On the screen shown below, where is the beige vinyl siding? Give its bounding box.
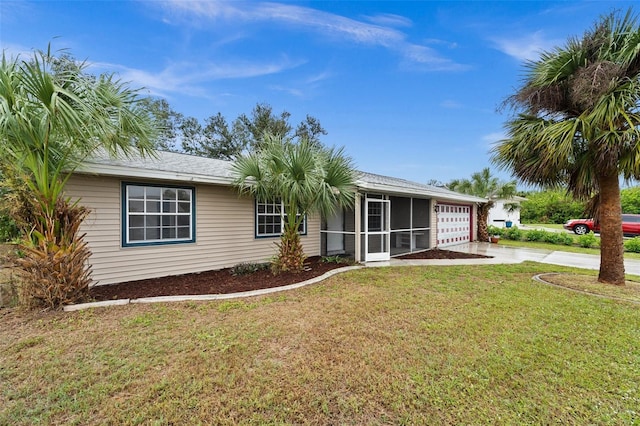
[429,199,438,248]
[65,174,320,286]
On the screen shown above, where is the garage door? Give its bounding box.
[437,204,472,247]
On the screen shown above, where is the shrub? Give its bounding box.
[487,225,504,237]
[543,232,574,246]
[502,226,523,241]
[230,262,270,276]
[525,229,547,242]
[578,231,598,248]
[0,214,19,242]
[624,237,640,253]
[321,255,353,265]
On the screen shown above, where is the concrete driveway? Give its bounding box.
[376,242,640,276]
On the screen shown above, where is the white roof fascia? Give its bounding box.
[356,181,487,203]
[76,163,235,186]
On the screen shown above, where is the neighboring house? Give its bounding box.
[487,196,527,227]
[68,151,486,286]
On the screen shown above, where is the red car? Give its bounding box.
[563,214,640,236]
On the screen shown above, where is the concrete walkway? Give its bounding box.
[368,242,640,276]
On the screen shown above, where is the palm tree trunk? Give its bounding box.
[477,203,491,242]
[597,172,625,285]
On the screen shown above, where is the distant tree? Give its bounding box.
[492,9,640,285]
[149,101,328,160]
[181,113,245,161]
[621,186,640,214]
[426,179,446,187]
[233,134,355,273]
[448,168,517,241]
[140,98,184,151]
[519,190,586,224]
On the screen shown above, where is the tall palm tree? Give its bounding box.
[233,134,356,273]
[0,48,155,308]
[448,168,517,242]
[492,9,640,285]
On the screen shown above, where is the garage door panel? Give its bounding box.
[437,204,472,247]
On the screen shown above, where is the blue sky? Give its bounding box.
[1,1,637,185]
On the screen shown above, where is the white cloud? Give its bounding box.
[362,13,412,28]
[158,0,464,71]
[482,131,506,146]
[89,56,305,97]
[491,30,560,62]
[0,42,34,60]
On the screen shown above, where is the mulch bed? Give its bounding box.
[90,249,491,301]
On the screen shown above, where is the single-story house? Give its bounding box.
[488,196,527,228]
[67,150,486,286]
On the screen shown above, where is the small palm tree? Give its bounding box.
[448,168,517,241]
[492,9,640,285]
[233,134,356,273]
[0,48,155,308]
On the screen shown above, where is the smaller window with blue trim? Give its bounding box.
[123,183,195,246]
[256,199,306,237]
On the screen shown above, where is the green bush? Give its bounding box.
[502,226,523,241]
[543,232,574,246]
[230,262,270,276]
[0,214,19,242]
[525,229,547,242]
[321,255,353,265]
[519,190,586,224]
[578,232,598,248]
[487,225,504,237]
[624,237,640,253]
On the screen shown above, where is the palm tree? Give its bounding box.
[0,48,155,308]
[233,134,356,273]
[492,9,640,285]
[448,168,517,242]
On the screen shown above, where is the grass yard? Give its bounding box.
[523,223,566,230]
[1,262,639,425]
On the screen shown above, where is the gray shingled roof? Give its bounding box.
[78,150,486,203]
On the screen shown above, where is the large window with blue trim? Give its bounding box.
[256,199,306,237]
[123,183,195,246]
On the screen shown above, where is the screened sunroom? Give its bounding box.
[320,172,485,262]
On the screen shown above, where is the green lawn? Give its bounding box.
[523,223,566,230]
[1,262,639,425]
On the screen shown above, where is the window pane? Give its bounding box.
[129,200,144,213]
[146,227,160,240]
[146,216,160,227]
[146,187,161,200]
[177,227,190,238]
[178,202,190,213]
[258,204,266,213]
[146,201,160,213]
[178,189,190,201]
[162,228,176,239]
[163,201,176,213]
[130,228,145,241]
[162,216,176,226]
[163,189,177,200]
[129,186,145,199]
[177,216,190,226]
[130,216,144,227]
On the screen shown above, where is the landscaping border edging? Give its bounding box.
[532,273,640,305]
[63,265,362,312]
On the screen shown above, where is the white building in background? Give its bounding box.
[488,196,527,228]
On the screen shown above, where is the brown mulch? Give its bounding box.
[89,250,491,301]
